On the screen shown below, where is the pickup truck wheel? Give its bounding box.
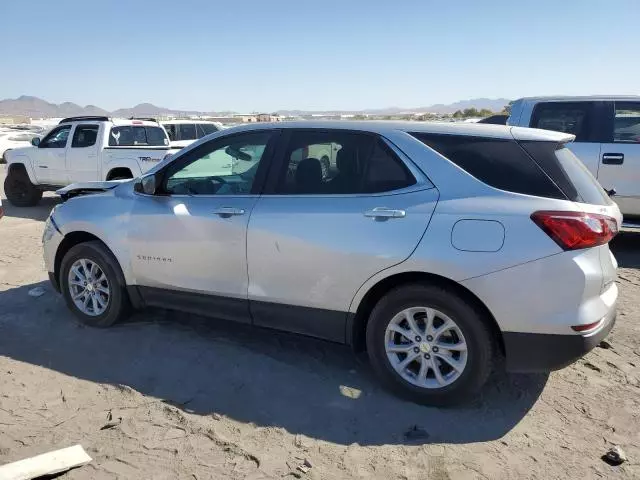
[4,170,42,207]
[60,241,131,328]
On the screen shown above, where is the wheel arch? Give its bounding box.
[7,160,38,184]
[347,271,504,355]
[54,232,124,292]
[106,167,134,180]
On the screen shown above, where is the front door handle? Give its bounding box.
[602,153,624,165]
[213,207,245,217]
[364,207,406,219]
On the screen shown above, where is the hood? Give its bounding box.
[56,180,129,201]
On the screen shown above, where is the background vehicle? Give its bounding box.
[43,121,619,406]
[161,120,222,149]
[508,96,640,223]
[477,114,508,125]
[0,130,42,164]
[289,142,339,178]
[3,116,175,206]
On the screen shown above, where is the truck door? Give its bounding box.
[597,101,640,217]
[66,124,101,183]
[35,124,72,184]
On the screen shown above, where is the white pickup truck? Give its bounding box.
[4,116,176,206]
[508,96,640,224]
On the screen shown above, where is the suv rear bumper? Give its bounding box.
[503,308,616,372]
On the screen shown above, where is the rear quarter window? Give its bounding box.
[411,133,565,199]
[519,141,611,206]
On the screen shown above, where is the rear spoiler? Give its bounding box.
[56,180,128,201]
[510,126,575,144]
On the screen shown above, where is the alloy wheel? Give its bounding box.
[384,306,468,388]
[67,258,110,316]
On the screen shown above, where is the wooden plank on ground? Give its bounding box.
[0,444,92,480]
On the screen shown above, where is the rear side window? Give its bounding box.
[178,124,197,141]
[613,102,640,143]
[519,141,611,206]
[109,126,168,147]
[530,102,595,142]
[71,125,99,148]
[164,124,177,141]
[276,131,415,195]
[411,133,565,199]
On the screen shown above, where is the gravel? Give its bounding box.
[1,165,639,479]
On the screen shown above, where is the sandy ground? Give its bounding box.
[0,165,638,479]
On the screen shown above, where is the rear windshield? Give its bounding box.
[519,141,611,206]
[109,126,168,147]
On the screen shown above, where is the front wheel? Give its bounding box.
[366,284,494,406]
[4,170,42,206]
[60,241,131,327]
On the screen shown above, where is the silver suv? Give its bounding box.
[43,121,620,405]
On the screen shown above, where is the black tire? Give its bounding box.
[109,175,133,181]
[4,169,42,207]
[366,284,494,406]
[1,149,11,164]
[59,241,131,327]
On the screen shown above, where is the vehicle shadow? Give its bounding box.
[0,281,547,446]
[610,231,640,269]
[0,195,60,222]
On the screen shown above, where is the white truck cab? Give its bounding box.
[508,96,640,223]
[4,116,175,206]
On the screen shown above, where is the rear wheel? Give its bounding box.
[4,169,42,207]
[366,284,494,406]
[60,241,130,327]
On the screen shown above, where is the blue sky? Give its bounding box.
[1,0,638,111]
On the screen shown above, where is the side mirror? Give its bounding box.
[31,137,41,147]
[134,174,158,195]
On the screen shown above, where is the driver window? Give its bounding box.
[40,125,72,148]
[164,131,274,196]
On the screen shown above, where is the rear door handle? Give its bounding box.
[602,153,624,165]
[364,207,406,219]
[212,207,245,217]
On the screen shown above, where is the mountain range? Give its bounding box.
[0,95,510,118]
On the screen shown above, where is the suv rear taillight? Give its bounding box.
[531,211,618,250]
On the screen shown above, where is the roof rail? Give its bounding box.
[129,117,158,123]
[59,116,110,124]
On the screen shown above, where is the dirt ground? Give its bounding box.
[0,165,639,479]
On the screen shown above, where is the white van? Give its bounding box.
[161,120,222,149]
